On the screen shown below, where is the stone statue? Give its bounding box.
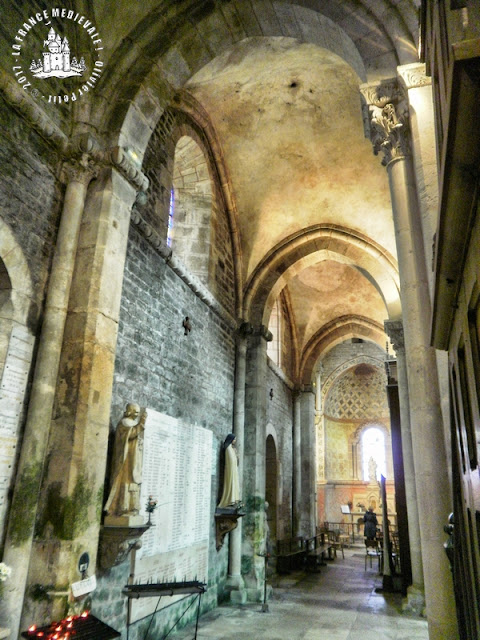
[104,403,147,520]
[368,456,378,483]
[218,433,241,509]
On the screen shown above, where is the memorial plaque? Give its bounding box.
[129,409,212,623]
[0,326,34,535]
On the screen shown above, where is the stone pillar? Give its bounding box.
[362,80,457,639]
[226,323,249,603]
[18,164,141,629]
[385,320,425,612]
[242,324,271,601]
[292,390,302,536]
[397,64,438,298]
[298,386,316,537]
[1,150,98,636]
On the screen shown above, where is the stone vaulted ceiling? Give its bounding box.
[47,0,419,381]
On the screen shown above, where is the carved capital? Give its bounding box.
[237,321,254,337]
[384,320,405,353]
[397,63,431,91]
[361,80,410,166]
[61,154,100,186]
[251,324,273,342]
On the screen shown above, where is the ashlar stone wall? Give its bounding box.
[266,360,294,540]
[93,113,237,637]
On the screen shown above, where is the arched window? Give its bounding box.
[171,135,212,283]
[362,426,386,481]
[267,298,281,366]
[167,188,174,247]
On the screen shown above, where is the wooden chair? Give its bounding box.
[365,538,382,572]
[327,530,345,559]
[391,532,400,572]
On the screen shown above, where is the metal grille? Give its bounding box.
[21,612,121,639]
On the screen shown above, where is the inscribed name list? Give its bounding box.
[130,409,212,623]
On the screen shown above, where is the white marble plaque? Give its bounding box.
[0,326,34,533]
[130,409,212,623]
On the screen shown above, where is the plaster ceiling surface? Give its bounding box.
[186,37,396,283]
[287,261,387,349]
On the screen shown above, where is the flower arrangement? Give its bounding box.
[0,563,11,582]
[0,562,11,598]
[146,496,158,525]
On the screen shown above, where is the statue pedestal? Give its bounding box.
[99,522,150,568]
[104,514,145,527]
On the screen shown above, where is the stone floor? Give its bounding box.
[170,546,429,640]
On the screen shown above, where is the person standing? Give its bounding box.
[363,507,378,540]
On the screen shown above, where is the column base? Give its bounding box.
[402,584,426,616]
[225,573,247,603]
[230,588,248,604]
[245,585,272,603]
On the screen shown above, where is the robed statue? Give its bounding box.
[104,403,147,520]
[217,433,241,509]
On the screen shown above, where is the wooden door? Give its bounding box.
[448,308,480,639]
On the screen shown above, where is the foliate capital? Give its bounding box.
[61,153,100,186]
[397,63,431,91]
[361,79,410,166]
[384,320,405,353]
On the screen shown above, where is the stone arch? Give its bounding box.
[265,422,282,511]
[321,355,386,405]
[140,104,240,309]
[94,0,418,158]
[243,224,400,326]
[0,218,35,541]
[300,316,386,385]
[265,428,279,542]
[0,218,34,327]
[96,6,369,144]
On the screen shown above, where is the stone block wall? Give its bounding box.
[93,222,236,638]
[0,99,62,548]
[266,361,293,540]
[0,98,62,327]
[141,107,236,311]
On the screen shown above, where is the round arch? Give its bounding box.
[300,316,386,384]
[0,217,34,326]
[243,224,400,326]
[350,421,392,482]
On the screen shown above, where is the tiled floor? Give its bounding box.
[171,547,429,639]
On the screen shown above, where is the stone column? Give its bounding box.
[19,151,145,629]
[226,323,250,603]
[1,148,98,637]
[299,386,316,537]
[362,81,457,639]
[242,324,271,601]
[397,64,438,298]
[292,390,302,536]
[385,320,425,612]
